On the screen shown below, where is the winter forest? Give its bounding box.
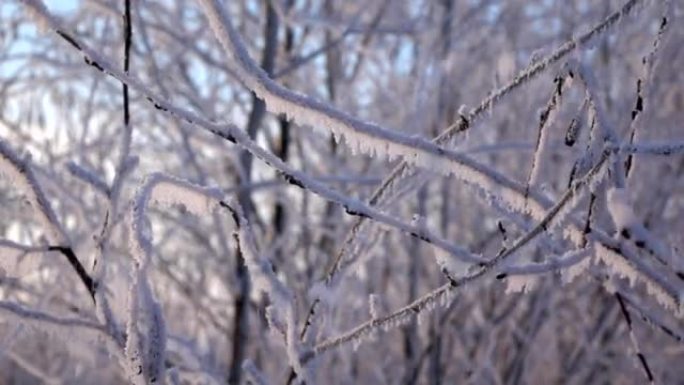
[0,0,683,383]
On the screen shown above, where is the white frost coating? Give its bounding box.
[505,275,538,294]
[528,80,565,189]
[124,262,167,384]
[595,243,679,313]
[236,226,291,310]
[139,276,166,384]
[607,187,637,230]
[0,140,67,245]
[148,174,222,216]
[195,0,547,198]
[23,1,668,313]
[595,243,638,286]
[644,278,680,315]
[16,0,525,267]
[124,278,145,385]
[129,202,152,268]
[315,285,454,356]
[127,173,217,384]
[130,173,223,266]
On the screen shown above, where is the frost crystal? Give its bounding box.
[595,243,638,286]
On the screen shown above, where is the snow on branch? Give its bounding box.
[571,62,630,191]
[215,131,489,267]
[200,0,475,170]
[124,269,167,385]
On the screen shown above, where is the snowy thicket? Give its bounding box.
[1,0,683,384]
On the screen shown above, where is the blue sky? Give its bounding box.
[47,0,79,13]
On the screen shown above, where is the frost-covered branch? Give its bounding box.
[443,0,647,140]
[196,0,597,186]
[314,153,608,356]
[124,173,224,384]
[525,74,571,197]
[26,1,667,296]
[19,0,487,267]
[497,248,591,278]
[7,0,682,382]
[323,0,651,294]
